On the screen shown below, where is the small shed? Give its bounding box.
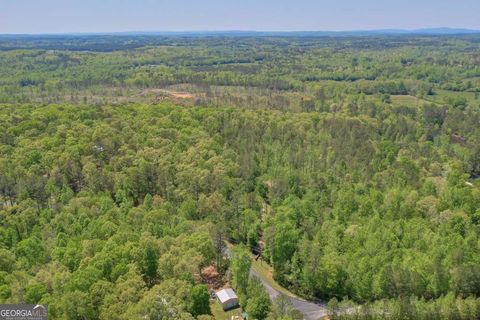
[215,288,239,310]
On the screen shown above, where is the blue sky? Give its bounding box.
[0,0,479,34]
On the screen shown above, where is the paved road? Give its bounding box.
[250,268,328,320]
[224,245,328,320]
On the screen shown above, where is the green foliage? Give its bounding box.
[141,242,158,286]
[0,249,15,272]
[14,236,48,268]
[0,34,480,319]
[231,245,252,301]
[25,283,47,303]
[245,276,271,320]
[191,284,211,317]
[332,294,480,320]
[268,295,303,320]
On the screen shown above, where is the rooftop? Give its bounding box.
[216,288,238,303]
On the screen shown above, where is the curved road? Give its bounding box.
[224,245,328,320]
[249,268,328,320]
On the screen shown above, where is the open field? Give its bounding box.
[390,95,425,106]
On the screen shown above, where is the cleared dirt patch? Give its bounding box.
[140,88,195,99]
[201,265,226,291]
[169,91,195,99]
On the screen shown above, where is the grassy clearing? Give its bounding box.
[434,89,478,103]
[390,94,450,107]
[436,89,477,99]
[210,300,243,320]
[390,95,424,107]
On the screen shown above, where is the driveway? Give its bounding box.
[225,245,328,320]
[250,268,328,320]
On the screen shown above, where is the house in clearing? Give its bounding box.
[215,288,239,311]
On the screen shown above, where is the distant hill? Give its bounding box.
[2,28,480,38]
[108,28,480,37]
[408,28,480,35]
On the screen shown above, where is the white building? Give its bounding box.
[215,288,239,311]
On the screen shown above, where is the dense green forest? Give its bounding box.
[0,35,480,319]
